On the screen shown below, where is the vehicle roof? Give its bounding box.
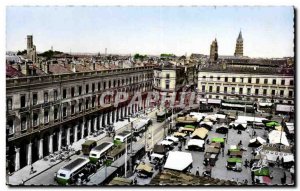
[92,142,113,152]
[82,140,97,146]
[117,130,131,137]
[61,158,89,171]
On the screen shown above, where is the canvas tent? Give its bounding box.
[190,128,209,139]
[187,139,205,151]
[248,137,267,147]
[268,130,289,146]
[164,151,193,171]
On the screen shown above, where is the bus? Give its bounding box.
[82,140,97,155]
[114,130,133,144]
[56,157,90,185]
[156,110,172,122]
[89,142,114,165]
[106,143,126,163]
[133,119,149,136]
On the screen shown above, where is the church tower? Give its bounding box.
[234,31,243,57]
[210,38,218,62]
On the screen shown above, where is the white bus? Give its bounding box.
[114,130,132,143]
[133,119,149,135]
[56,157,90,185]
[89,142,114,164]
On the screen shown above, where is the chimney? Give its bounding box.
[23,62,29,76]
[44,62,49,74]
[93,61,96,70]
[71,62,76,73]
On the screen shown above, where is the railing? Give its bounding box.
[7,66,154,88]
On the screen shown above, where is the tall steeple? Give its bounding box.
[234,30,243,57]
[210,38,218,62]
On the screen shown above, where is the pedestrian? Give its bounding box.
[134,177,137,185]
[196,167,200,176]
[222,148,224,157]
[206,139,210,144]
[244,179,248,185]
[178,145,182,151]
[239,140,242,146]
[253,131,257,136]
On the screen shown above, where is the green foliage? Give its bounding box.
[160,53,175,58]
[37,50,63,60]
[17,49,27,55]
[133,53,147,61]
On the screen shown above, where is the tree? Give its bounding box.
[17,49,27,55]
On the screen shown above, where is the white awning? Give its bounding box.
[200,121,213,127]
[283,155,294,163]
[160,140,173,146]
[259,103,273,107]
[164,151,193,171]
[276,104,294,112]
[187,139,205,147]
[268,130,289,146]
[214,114,226,119]
[151,153,164,159]
[207,99,221,104]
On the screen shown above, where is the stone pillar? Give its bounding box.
[88,119,91,135]
[15,147,20,171]
[99,114,102,129]
[66,128,70,146]
[115,109,118,122]
[27,142,32,166]
[74,125,78,142]
[93,117,98,132]
[39,138,43,159]
[109,112,112,124]
[48,134,53,154]
[103,113,106,126]
[81,120,85,139]
[58,128,62,151]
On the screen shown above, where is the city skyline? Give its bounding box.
[7,6,294,58]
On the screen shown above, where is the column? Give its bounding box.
[58,128,62,151]
[109,112,112,124]
[118,108,122,119]
[66,128,70,146]
[27,142,32,166]
[88,119,91,135]
[93,117,98,132]
[99,114,102,129]
[48,134,53,154]
[74,125,78,142]
[115,109,118,122]
[103,113,106,126]
[39,138,43,159]
[81,120,85,139]
[14,147,20,171]
[128,105,131,115]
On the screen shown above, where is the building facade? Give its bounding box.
[6,66,153,173]
[198,60,294,106]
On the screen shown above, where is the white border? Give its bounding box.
[0,1,298,191]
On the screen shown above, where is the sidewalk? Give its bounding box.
[8,109,158,185]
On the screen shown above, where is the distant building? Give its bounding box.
[26,35,37,63]
[234,31,243,57]
[198,58,294,107]
[209,38,218,62]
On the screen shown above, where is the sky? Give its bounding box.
[6,6,294,58]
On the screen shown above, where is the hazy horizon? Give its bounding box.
[6,6,294,58]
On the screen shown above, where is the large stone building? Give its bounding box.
[153,61,198,102]
[234,31,243,57]
[197,58,294,109]
[6,66,153,173]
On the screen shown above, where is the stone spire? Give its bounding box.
[234,30,243,57]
